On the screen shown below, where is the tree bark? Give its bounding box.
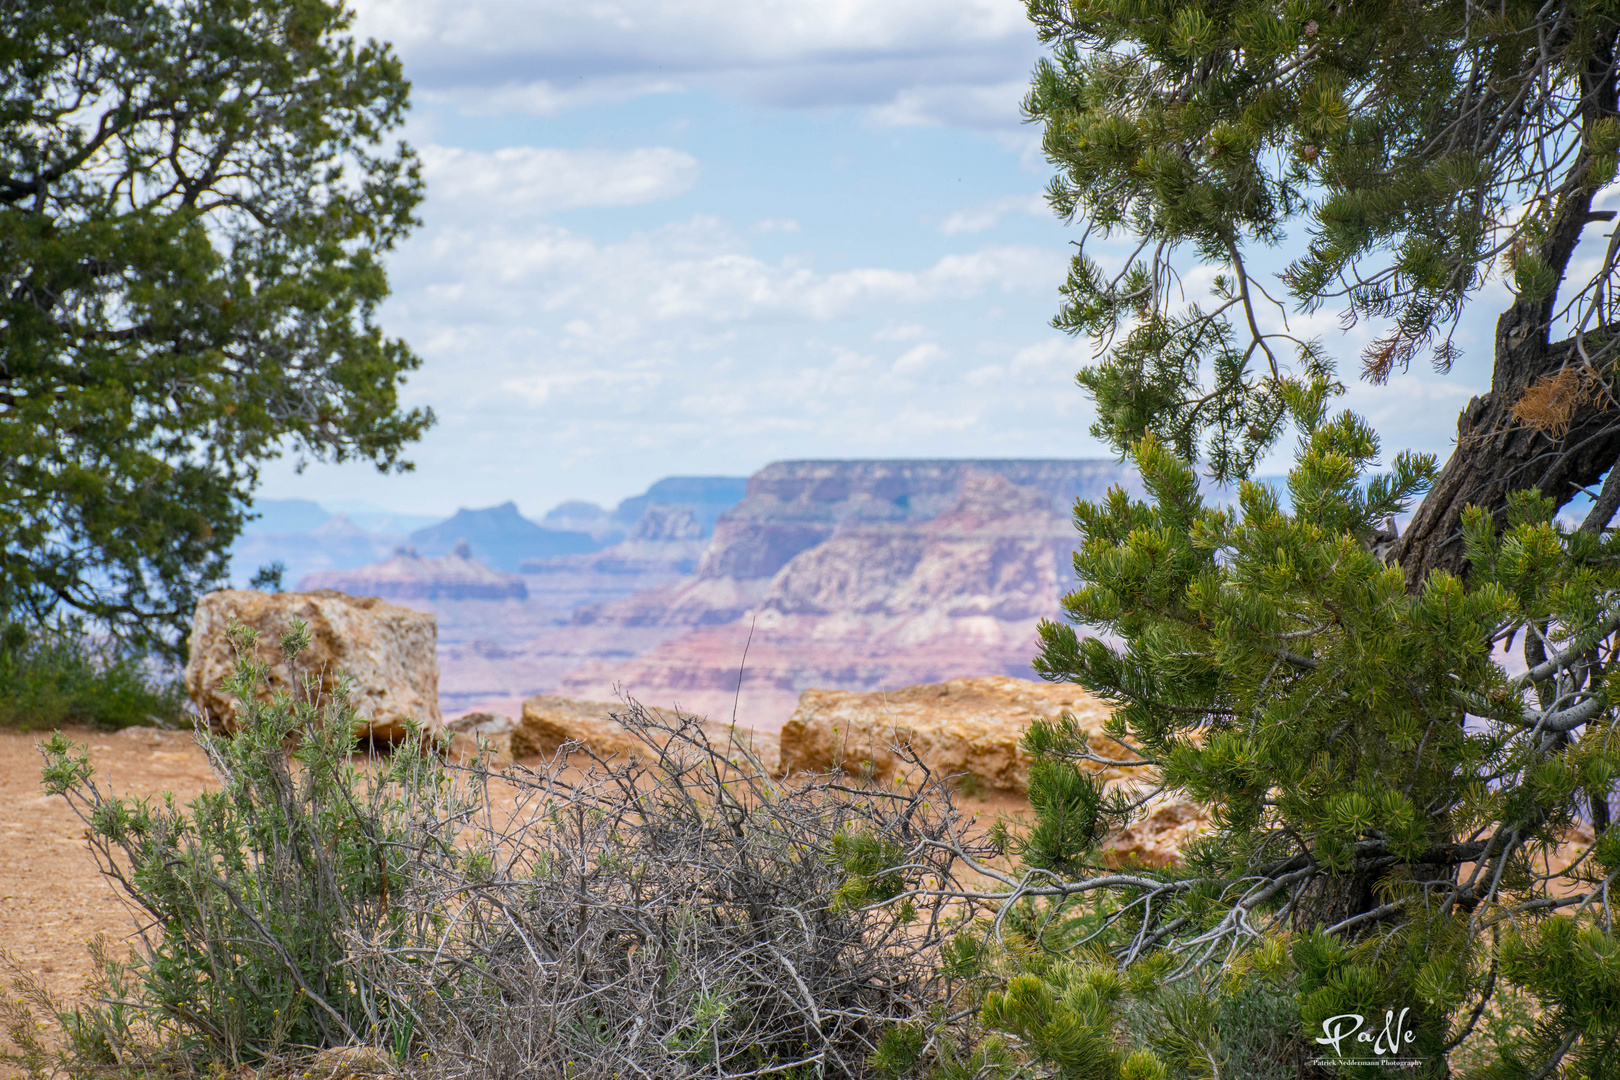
[1392,337,1620,587]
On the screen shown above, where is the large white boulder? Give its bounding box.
[185,589,441,741]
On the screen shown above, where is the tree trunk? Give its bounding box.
[1394,35,1620,586]
[1392,332,1620,587]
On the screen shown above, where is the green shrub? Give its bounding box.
[961,408,1620,1078]
[0,619,185,730]
[36,618,472,1068]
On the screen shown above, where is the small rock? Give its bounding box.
[310,1044,391,1078]
[515,695,780,775]
[1100,792,1212,868]
[115,725,172,746]
[445,712,517,765]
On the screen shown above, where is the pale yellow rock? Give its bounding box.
[780,675,1210,863]
[445,712,517,766]
[185,589,441,741]
[778,675,1137,794]
[310,1045,391,1078]
[1101,792,1213,868]
[515,694,781,775]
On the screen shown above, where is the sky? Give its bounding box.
[255,0,1503,519]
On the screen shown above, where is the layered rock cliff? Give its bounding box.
[557,472,1093,728]
[698,458,1133,581]
[560,459,1135,636]
[286,460,1135,722]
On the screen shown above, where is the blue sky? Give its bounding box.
[256,0,1501,519]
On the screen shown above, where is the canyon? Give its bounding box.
[285,459,1141,728]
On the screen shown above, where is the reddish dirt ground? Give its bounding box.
[0,724,1028,1010]
[0,724,219,1005]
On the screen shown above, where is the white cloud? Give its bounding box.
[893,342,945,374]
[398,212,1065,329]
[868,79,1031,130]
[418,144,700,213]
[750,217,802,234]
[873,322,927,342]
[355,0,1027,67]
[351,0,1040,124]
[939,194,1049,235]
[502,369,663,406]
[1006,337,1090,375]
[423,76,682,116]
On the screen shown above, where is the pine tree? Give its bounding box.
[0,0,431,654]
[972,3,1620,1077]
[1024,0,1620,583]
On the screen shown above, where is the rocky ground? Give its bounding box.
[0,710,1595,1065]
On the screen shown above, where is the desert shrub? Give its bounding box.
[375,702,989,1079]
[26,620,988,1078]
[0,619,186,730]
[36,618,473,1067]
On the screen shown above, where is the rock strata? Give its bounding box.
[562,473,1089,727]
[518,506,712,610]
[561,461,1138,644]
[186,590,441,740]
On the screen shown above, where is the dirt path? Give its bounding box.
[0,725,218,1004]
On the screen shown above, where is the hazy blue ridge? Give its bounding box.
[611,477,750,534]
[409,502,602,571]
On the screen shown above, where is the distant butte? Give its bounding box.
[300,540,528,602]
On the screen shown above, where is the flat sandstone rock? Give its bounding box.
[186,589,441,741]
[779,674,1210,865]
[515,694,781,775]
[780,675,1136,794]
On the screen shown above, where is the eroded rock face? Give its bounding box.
[629,503,704,542]
[692,459,1137,586]
[515,694,781,775]
[185,590,441,740]
[560,473,1088,729]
